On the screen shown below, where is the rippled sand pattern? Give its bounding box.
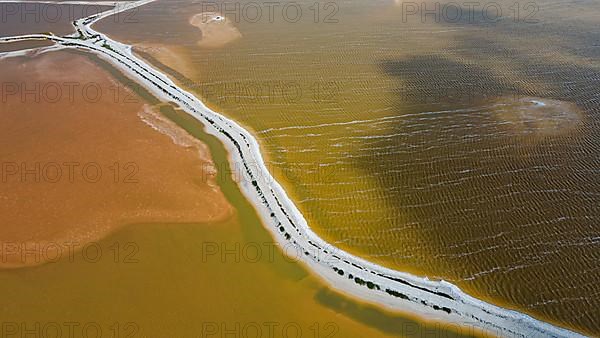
[97,0,600,333]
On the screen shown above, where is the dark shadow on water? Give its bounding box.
[378,55,520,112]
[360,30,600,334]
[315,288,479,338]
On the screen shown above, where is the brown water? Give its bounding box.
[0,40,53,52]
[0,48,481,337]
[0,50,232,267]
[0,2,113,37]
[95,0,600,334]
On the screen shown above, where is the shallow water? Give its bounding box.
[0,49,478,337]
[0,39,53,52]
[94,0,600,334]
[0,2,112,37]
[0,50,233,267]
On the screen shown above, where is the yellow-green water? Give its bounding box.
[95,0,600,334]
[0,52,482,337]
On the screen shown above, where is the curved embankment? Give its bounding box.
[0,1,586,337]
